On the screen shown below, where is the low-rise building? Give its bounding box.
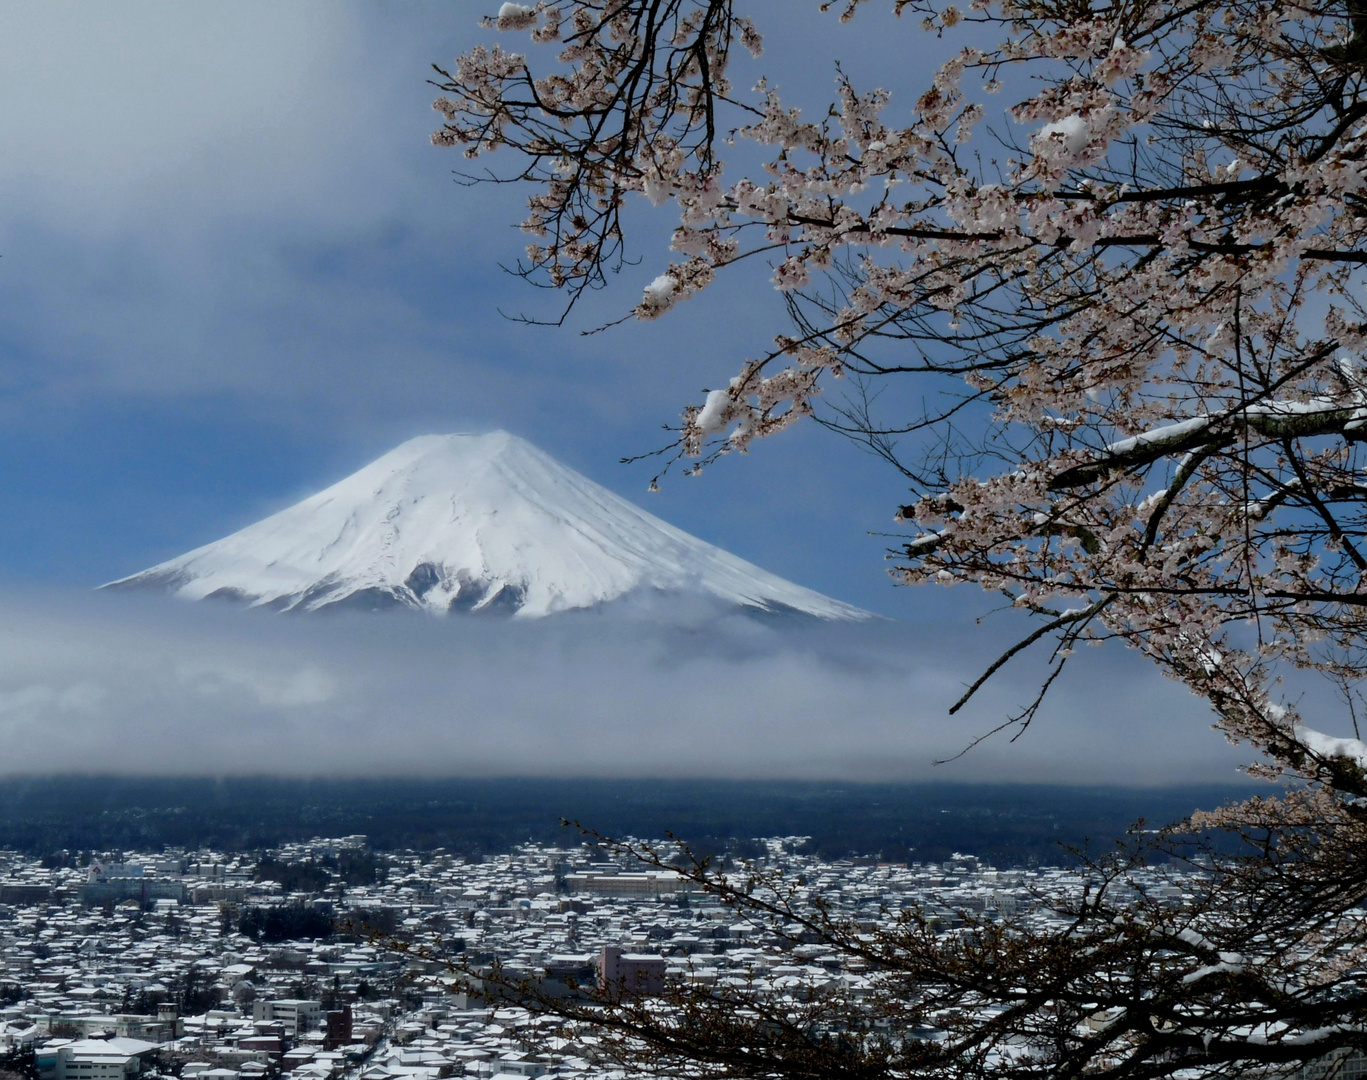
[597,945,665,998]
[251,999,322,1035]
[51,1038,160,1080]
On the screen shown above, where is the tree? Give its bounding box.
[431,2,1367,1078]
[0,1046,39,1080]
[237,902,335,943]
[175,967,222,1014]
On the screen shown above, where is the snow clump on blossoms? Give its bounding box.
[694,389,731,436]
[638,275,678,319]
[495,3,537,31]
[1030,111,1115,170]
[1036,115,1090,156]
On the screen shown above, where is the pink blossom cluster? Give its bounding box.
[433,1,1367,791]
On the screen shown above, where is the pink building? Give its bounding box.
[597,946,666,999]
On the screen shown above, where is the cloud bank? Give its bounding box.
[0,591,1249,784]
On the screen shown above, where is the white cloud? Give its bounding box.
[0,2,391,236]
[0,591,1250,783]
[0,2,630,430]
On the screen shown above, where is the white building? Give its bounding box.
[53,1038,159,1080]
[252,999,322,1034]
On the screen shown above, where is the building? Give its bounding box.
[564,871,692,896]
[79,862,185,907]
[250,1000,321,1035]
[597,946,665,999]
[322,1006,351,1051]
[1297,1050,1367,1080]
[0,1021,40,1052]
[29,1015,175,1043]
[50,1038,160,1080]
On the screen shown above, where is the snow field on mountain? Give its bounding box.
[107,431,867,620]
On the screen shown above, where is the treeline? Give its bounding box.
[237,903,335,943]
[254,850,387,893]
[254,856,329,893]
[0,778,1264,867]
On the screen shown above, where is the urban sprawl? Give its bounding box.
[0,839,1223,1080]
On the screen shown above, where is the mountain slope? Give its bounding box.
[104,432,868,620]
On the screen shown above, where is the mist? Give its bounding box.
[0,589,1251,784]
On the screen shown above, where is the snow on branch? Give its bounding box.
[1050,403,1367,489]
[1296,724,1367,772]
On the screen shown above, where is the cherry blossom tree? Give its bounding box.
[428,2,1367,1076]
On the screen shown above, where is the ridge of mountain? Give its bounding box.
[104,432,869,621]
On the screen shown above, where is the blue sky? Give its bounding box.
[0,1,918,613]
[0,3,1259,783]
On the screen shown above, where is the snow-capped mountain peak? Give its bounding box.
[104,432,869,620]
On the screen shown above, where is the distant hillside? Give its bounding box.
[0,778,1263,866]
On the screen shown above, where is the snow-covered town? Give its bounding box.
[0,836,1203,1080]
[5,2,1367,1079]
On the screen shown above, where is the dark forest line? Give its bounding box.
[0,777,1263,866]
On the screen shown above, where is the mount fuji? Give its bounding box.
[104,432,869,620]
